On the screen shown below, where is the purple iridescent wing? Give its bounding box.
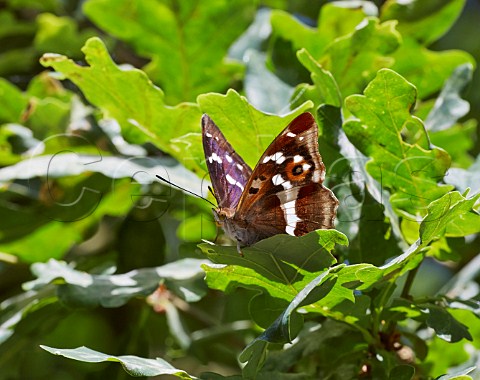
[202,114,253,209]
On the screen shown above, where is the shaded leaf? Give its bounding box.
[239,339,268,379]
[243,50,294,114]
[424,63,473,132]
[389,365,415,380]
[445,154,480,194]
[24,258,208,306]
[422,304,472,343]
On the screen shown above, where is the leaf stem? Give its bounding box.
[401,266,419,299]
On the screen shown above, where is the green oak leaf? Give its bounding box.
[239,191,479,370]
[272,5,400,100]
[0,78,27,124]
[197,89,313,170]
[34,13,96,57]
[293,49,342,109]
[381,0,465,45]
[271,3,376,60]
[390,38,475,100]
[382,191,480,276]
[83,0,253,104]
[319,17,400,99]
[40,346,197,379]
[40,38,313,176]
[419,190,480,241]
[344,68,453,217]
[40,37,204,172]
[199,230,345,301]
[381,0,475,99]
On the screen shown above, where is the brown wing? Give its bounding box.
[202,114,253,209]
[234,112,338,238]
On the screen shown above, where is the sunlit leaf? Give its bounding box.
[420,191,480,241]
[34,13,96,57]
[197,89,312,170]
[84,0,254,103]
[381,0,465,45]
[344,68,453,216]
[40,345,197,379]
[40,37,203,172]
[390,38,474,100]
[0,78,27,124]
[271,3,377,60]
[294,49,342,109]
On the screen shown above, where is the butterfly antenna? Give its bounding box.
[155,175,216,207]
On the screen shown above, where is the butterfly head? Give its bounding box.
[213,207,259,246]
[212,207,235,223]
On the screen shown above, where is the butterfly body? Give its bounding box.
[202,112,338,250]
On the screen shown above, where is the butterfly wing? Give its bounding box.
[202,114,252,209]
[234,112,338,240]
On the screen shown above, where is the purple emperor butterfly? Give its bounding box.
[203,112,338,252]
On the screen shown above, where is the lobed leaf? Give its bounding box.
[320,18,400,99]
[200,230,345,303]
[390,38,474,100]
[419,191,480,241]
[271,3,377,60]
[197,89,312,169]
[40,37,204,173]
[83,0,253,104]
[344,68,453,216]
[295,49,342,108]
[381,0,466,45]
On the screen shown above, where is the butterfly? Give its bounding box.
[202,112,338,252]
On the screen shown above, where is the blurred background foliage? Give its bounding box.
[0,0,479,379]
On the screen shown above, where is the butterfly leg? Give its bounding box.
[236,241,244,257]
